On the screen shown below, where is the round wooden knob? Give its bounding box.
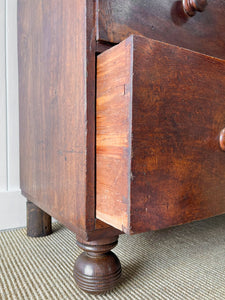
[219,128,225,151]
[183,0,208,16]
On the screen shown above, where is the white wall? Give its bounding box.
[0,0,26,230]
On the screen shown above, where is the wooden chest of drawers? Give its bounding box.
[18,0,225,294]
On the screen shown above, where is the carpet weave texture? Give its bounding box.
[1,215,225,300]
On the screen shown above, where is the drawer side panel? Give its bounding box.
[96,38,133,232]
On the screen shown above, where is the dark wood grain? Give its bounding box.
[96,0,225,59]
[18,0,96,237]
[74,236,121,294]
[18,0,121,242]
[96,35,225,234]
[17,1,225,294]
[27,201,52,237]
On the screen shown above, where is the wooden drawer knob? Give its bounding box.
[183,0,208,16]
[219,128,225,151]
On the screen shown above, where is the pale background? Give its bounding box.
[0,0,26,230]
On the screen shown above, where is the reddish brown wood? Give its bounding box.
[183,0,208,16]
[17,0,96,237]
[27,201,52,237]
[96,0,225,60]
[219,128,225,151]
[17,0,225,294]
[96,40,133,231]
[74,236,121,294]
[96,35,225,234]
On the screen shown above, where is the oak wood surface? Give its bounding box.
[96,35,225,234]
[97,0,225,60]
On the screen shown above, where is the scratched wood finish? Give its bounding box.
[96,0,225,60]
[96,35,225,234]
[18,0,96,237]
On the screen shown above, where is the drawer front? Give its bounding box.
[97,0,225,60]
[96,35,225,234]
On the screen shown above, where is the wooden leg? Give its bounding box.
[73,235,122,294]
[27,201,52,237]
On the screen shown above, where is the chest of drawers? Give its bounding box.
[18,0,225,294]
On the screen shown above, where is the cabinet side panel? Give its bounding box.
[96,38,133,232]
[18,0,96,233]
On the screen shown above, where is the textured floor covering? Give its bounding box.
[1,215,225,300]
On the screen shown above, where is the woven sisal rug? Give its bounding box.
[1,215,225,299]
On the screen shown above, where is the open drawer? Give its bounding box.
[96,35,225,234]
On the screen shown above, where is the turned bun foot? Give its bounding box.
[27,201,52,237]
[74,237,122,294]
